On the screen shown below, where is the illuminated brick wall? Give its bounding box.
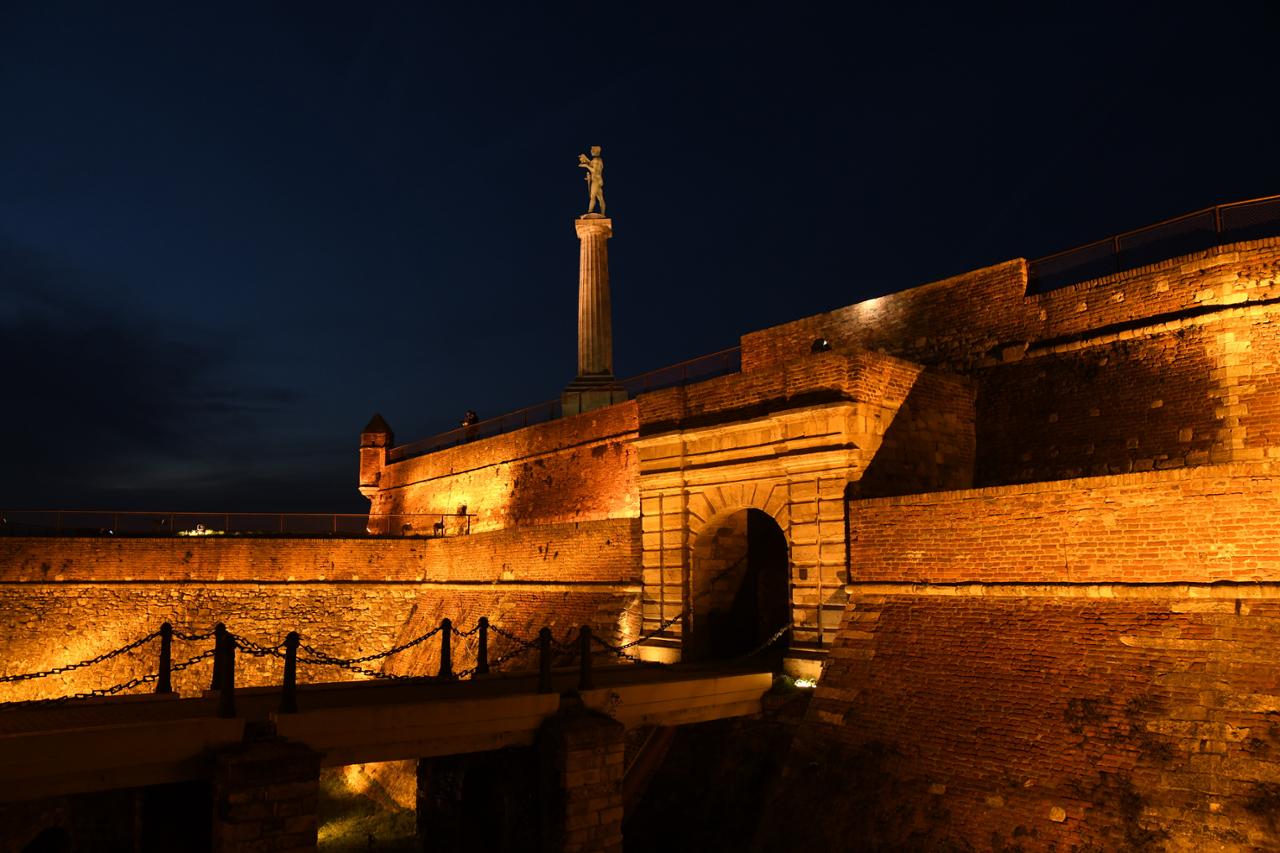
[366,402,639,533]
[740,238,1280,372]
[0,520,640,703]
[763,590,1280,851]
[753,461,1280,849]
[847,462,1280,584]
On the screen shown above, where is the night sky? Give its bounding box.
[2,2,1278,512]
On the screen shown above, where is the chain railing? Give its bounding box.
[1028,193,1280,293]
[0,510,475,539]
[0,603,788,714]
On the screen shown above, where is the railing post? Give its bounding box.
[578,625,594,691]
[280,631,299,714]
[210,622,227,691]
[438,618,453,679]
[1214,204,1224,235]
[538,627,553,694]
[156,622,173,694]
[1112,234,1122,273]
[218,631,236,719]
[477,617,490,675]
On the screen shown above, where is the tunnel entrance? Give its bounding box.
[689,508,791,662]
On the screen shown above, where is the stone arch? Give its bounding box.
[686,496,793,662]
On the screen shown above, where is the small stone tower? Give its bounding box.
[358,413,392,500]
[562,213,627,416]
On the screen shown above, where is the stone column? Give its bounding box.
[576,214,614,376]
[563,214,627,417]
[211,738,321,853]
[539,703,626,853]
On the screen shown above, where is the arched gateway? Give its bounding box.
[688,507,792,661]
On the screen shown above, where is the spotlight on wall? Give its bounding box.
[810,338,831,353]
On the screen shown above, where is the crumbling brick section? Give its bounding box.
[212,737,321,853]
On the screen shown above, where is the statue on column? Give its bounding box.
[578,146,605,216]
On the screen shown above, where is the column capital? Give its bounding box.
[575,214,613,239]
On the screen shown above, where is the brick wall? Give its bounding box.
[368,403,639,533]
[635,349,922,433]
[975,305,1280,485]
[762,590,1280,851]
[0,521,641,702]
[741,238,1280,373]
[855,369,976,498]
[848,462,1280,584]
[0,518,640,584]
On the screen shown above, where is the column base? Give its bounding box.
[562,376,628,417]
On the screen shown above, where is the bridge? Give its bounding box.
[0,620,776,852]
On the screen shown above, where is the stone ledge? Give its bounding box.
[846,581,1280,599]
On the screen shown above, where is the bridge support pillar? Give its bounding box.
[539,703,626,853]
[212,737,321,853]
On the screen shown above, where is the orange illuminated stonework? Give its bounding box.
[353,232,1280,849]
[6,215,1280,848]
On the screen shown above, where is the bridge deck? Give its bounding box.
[0,662,773,802]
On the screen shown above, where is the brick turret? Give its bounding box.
[358,413,393,500]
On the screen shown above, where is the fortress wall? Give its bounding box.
[847,463,1280,584]
[635,350,868,430]
[974,305,1280,486]
[740,258,1030,372]
[0,583,639,703]
[853,368,976,498]
[0,518,640,584]
[763,591,1280,852]
[740,238,1280,373]
[0,520,641,703]
[369,402,638,533]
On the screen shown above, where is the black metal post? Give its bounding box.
[476,617,489,675]
[439,618,453,679]
[210,622,227,691]
[578,625,594,691]
[538,627,552,694]
[217,631,236,719]
[156,622,173,694]
[280,631,299,714]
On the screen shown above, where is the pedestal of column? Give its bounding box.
[563,214,627,417]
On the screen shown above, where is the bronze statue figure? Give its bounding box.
[578,145,605,216]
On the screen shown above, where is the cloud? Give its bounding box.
[0,238,303,508]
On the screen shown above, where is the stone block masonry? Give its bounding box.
[0,519,642,702]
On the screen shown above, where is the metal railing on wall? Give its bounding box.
[0,510,475,538]
[387,347,742,463]
[1028,194,1280,293]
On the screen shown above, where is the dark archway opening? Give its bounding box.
[690,508,791,662]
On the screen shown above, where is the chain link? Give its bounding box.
[0,630,161,684]
[233,635,287,658]
[299,622,444,668]
[0,647,216,710]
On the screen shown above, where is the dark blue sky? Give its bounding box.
[2,1,1277,511]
